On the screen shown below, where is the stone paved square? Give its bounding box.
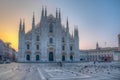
[0,62,120,80]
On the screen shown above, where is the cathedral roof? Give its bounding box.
[81,47,119,52]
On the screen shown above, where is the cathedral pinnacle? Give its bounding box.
[74,25,79,37]
[32,12,35,30]
[66,17,69,32]
[45,6,47,16]
[59,8,61,21]
[56,8,58,18]
[96,42,100,50]
[19,18,22,31]
[66,17,69,28]
[41,5,44,17]
[23,19,25,33]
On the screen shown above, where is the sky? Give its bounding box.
[0,0,120,51]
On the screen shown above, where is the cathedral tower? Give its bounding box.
[96,42,100,50]
[31,12,36,61]
[18,19,22,61]
[66,18,70,61]
[18,19,25,62]
[74,26,79,61]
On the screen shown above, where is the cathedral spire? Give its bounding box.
[59,8,61,21]
[74,25,78,37]
[32,12,35,30]
[41,6,44,17]
[45,6,47,17]
[66,17,69,31]
[96,42,100,50]
[23,19,25,33]
[56,8,58,19]
[19,18,22,31]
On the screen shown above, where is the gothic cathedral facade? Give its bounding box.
[18,7,80,62]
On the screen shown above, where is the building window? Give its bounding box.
[36,45,39,50]
[70,46,72,51]
[62,46,65,50]
[36,35,39,41]
[49,38,53,43]
[27,44,30,50]
[62,37,65,42]
[49,23,53,33]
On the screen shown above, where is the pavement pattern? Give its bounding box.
[0,62,120,80]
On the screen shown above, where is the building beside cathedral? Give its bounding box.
[0,39,16,62]
[80,34,120,62]
[17,7,79,62]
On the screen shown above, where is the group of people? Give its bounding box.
[57,62,63,67]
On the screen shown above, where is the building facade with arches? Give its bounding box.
[80,42,120,62]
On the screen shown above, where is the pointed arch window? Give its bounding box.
[62,45,65,51]
[27,44,30,50]
[70,46,73,51]
[49,23,53,33]
[36,35,39,41]
[49,38,53,44]
[62,37,65,42]
[36,45,39,50]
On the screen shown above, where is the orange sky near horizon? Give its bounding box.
[0,24,18,51]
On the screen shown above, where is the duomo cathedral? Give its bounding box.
[18,7,79,62]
